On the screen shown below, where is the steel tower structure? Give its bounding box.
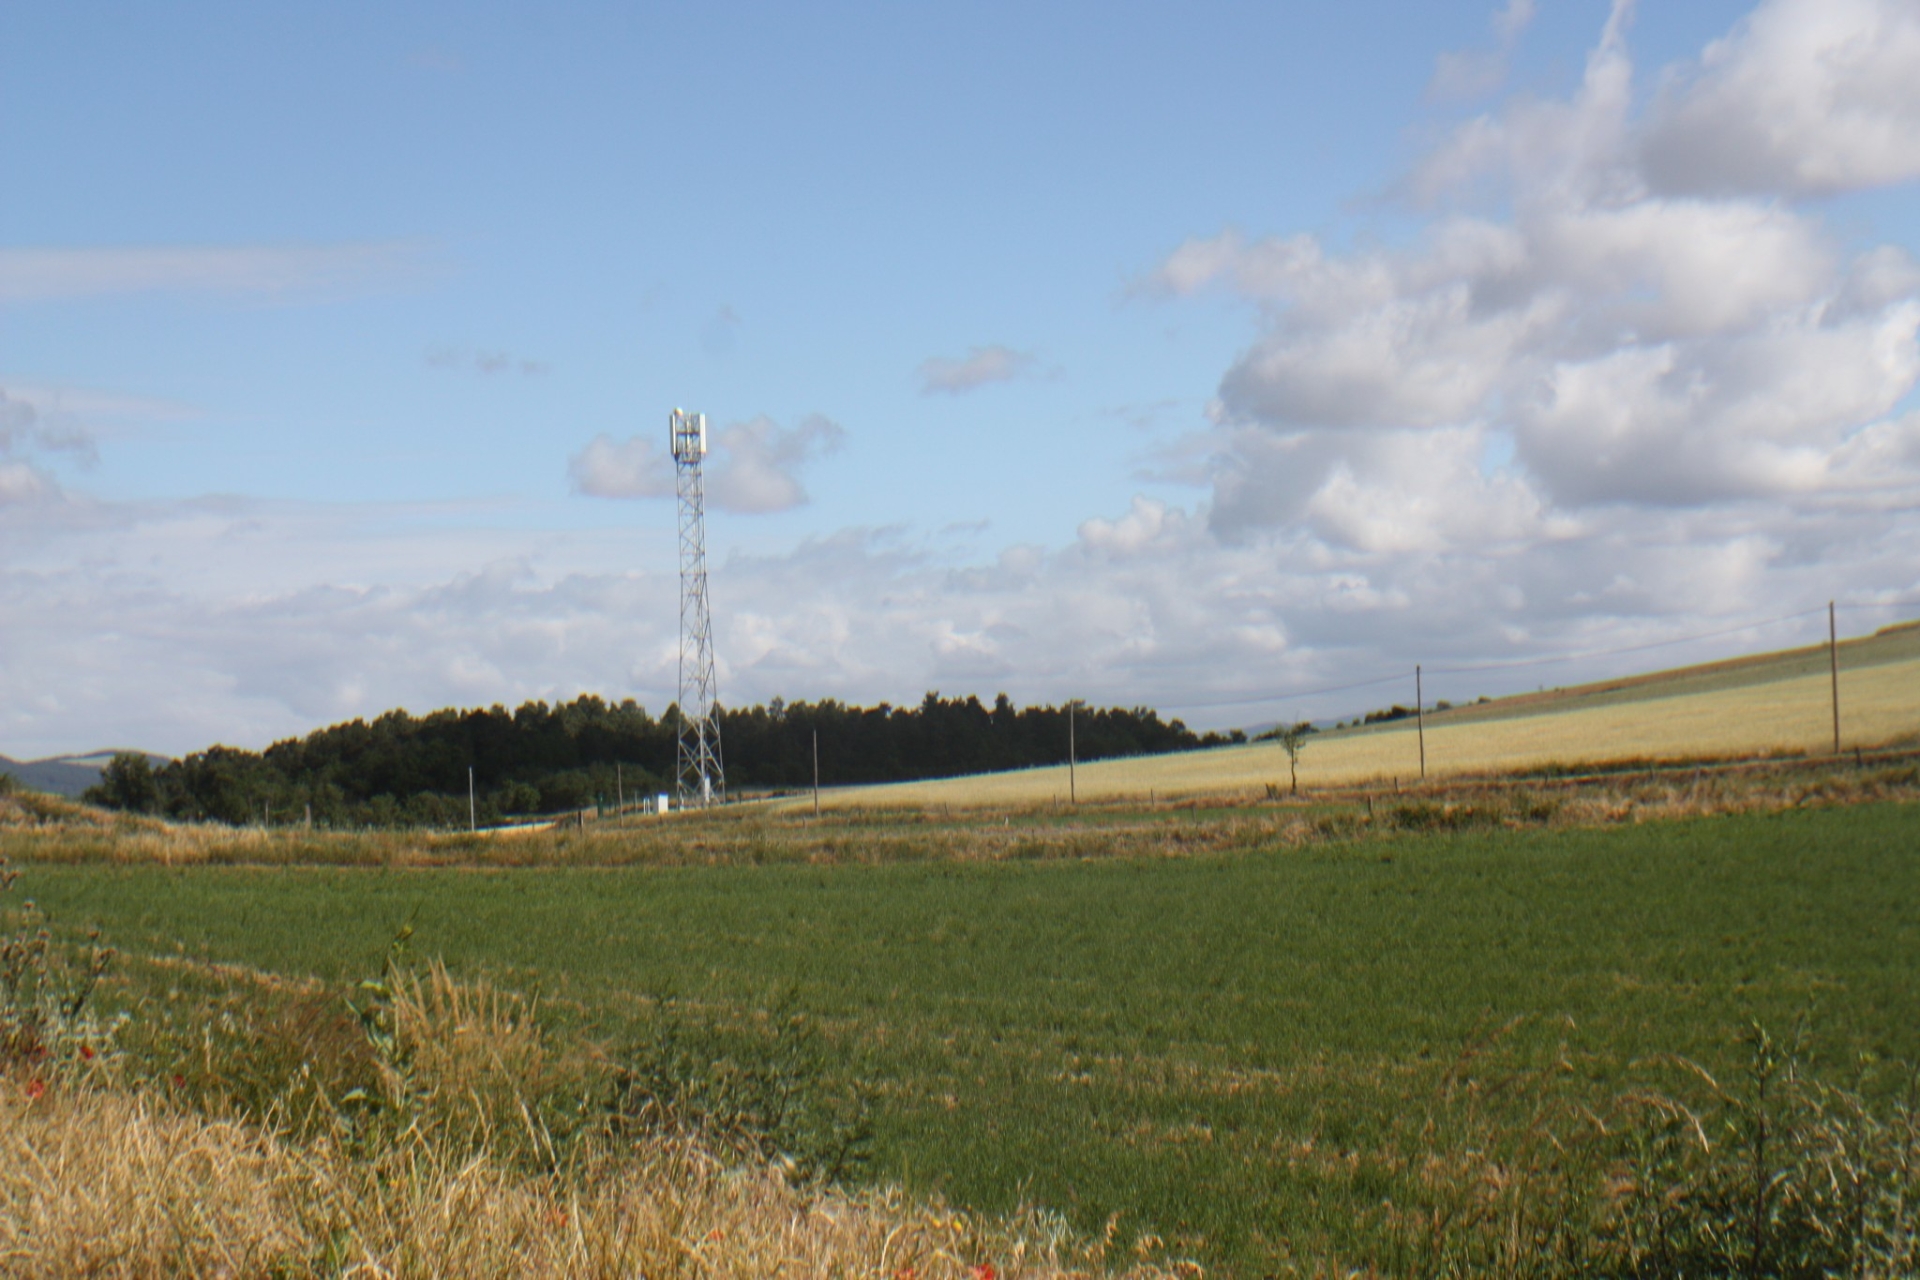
[671,408,724,807]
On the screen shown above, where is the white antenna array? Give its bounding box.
[671,408,724,808]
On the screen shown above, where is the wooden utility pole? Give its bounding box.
[1829,601,1841,755]
[812,729,821,817]
[1068,700,1078,805]
[1415,665,1426,781]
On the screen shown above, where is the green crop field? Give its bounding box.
[15,795,1919,1273]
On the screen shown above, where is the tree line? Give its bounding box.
[85,692,1244,827]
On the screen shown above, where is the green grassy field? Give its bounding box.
[15,797,1919,1272]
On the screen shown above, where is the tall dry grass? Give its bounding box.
[2,1084,1190,1278]
[1,961,1185,1280]
[2,1086,1171,1279]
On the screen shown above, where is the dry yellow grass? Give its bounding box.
[808,655,1920,810]
[0,1084,1185,1279]
[1,962,1184,1279]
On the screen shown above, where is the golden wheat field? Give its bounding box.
[805,652,1920,810]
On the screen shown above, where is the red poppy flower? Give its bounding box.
[24,1079,46,1102]
[79,1044,95,1061]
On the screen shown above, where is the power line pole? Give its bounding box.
[468,766,476,832]
[1829,601,1841,755]
[812,729,821,818]
[671,409,724,808]
[1068,699,1078,805]
[1415,665,1426,782]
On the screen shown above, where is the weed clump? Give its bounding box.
[0,857,117,1072]
[606,994,874,1185]
[1358,1024,1920,1279]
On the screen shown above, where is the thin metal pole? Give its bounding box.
[1829,601,1841,755]
[468,766,476,832]
[1069,700,1077,805]
[812,729,821,818]
[1416,665,1426,781]
[617,762,624,813]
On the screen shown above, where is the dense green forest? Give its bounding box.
[84,693,1243,827]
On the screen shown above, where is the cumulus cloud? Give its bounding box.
[706,415,847,512]
[567,434,675,501]
[568,414,846,513]
[1641,0,1920,197]
[917,345,1038,395]
[1149,0,1920,536]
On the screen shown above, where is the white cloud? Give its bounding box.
[1146,0,1920,529]
[706,415,847,513]
[567,434,676,501]
[1641,0,1920,197]
[0,463,50,505]
[568,414,846,513]
[0,242,431,303]
[0,386,98,505]
[1406,0,1638,208]
[918,345,1038,395]
[1427,0,1537,102]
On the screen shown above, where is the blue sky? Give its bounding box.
[5,0,1919,758]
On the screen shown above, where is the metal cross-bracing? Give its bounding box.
[670,409,724,807]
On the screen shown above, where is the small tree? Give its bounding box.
[1275,721,1311,795]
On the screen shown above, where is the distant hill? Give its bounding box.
[807,619,1920,808]
[0,751,169,798]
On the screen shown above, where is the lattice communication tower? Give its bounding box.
[671,408,724,807]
